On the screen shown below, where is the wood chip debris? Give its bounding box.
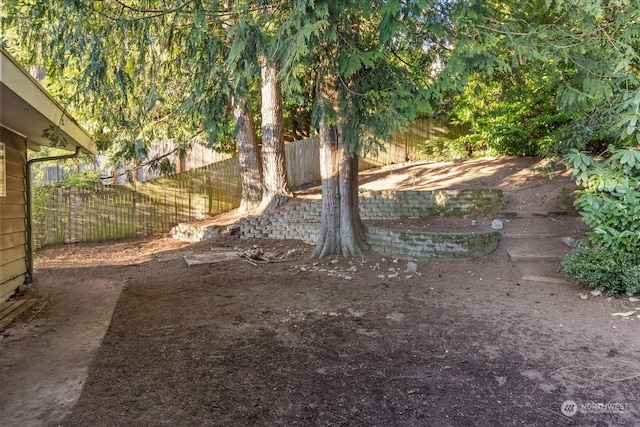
[236,248,297,266]
[182,246,301,267]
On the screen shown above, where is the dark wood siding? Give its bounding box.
[1,127,27,299]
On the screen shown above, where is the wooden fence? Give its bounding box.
[33,119,453,247]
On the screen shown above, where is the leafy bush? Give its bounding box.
[51,170,101,188]
[431,73,569,158]
[565,147,640,253]
[562,145,640,294]
[561,246,640,295]
[421,134,474,161]
[560,75,640,294]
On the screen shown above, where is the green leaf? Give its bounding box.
[611,311,635,317]
[627,118,637,136]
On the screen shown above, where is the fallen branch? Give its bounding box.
[236,247,294,265]
[241,258,259,267]
[238,248,270,264]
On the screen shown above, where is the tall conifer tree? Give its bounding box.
[278,0,430,257]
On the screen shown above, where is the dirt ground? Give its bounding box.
[2,156,640,426]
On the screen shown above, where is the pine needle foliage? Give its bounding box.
[276,0,437,156]
[2,1,262,166]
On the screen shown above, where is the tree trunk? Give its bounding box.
[312,118,341,258]
[312,76,368,258]
[258,55,292,213]
[233,93,262,213]
[337,136,367,257]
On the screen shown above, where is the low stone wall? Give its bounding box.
[366,225,501,259]
[170,222,219,243]
[233,189,505,258]
[359,189,504,219]
[239,200,321,244]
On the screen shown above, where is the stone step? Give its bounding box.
[501,233,563,239]
[506,247,568,262]
[520,275,567,284]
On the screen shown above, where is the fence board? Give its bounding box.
[33,119,453,247]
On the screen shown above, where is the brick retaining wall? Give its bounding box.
[358,189,504,219]
[231,189,504,259]
[365,225,500,259]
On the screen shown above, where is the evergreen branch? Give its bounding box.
[476,23,535,38]
[336,29,356,51]
[92,0,290,22]
[101,137,201,181]
[390,48,415,68]
[112,0,194,15]
[337,72,366,97]
[90,0,197,22]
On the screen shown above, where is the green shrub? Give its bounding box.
[574,189,640,254]
[53,170,101,188]
[561,246,640,295]
[421,134,476,161]
[623,265,640,295]
[566,150,640,257]
[563,145,640,295]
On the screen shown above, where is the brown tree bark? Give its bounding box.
[312,73,368,258]
[232,93,262,213]
[312,117,341,258]
[337,133,367,257]
[258,55,292,213]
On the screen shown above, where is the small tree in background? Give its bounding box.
[428,0,639,158]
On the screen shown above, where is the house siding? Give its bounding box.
[0,127,27,300]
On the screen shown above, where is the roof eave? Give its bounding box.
[0,47,97,154]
